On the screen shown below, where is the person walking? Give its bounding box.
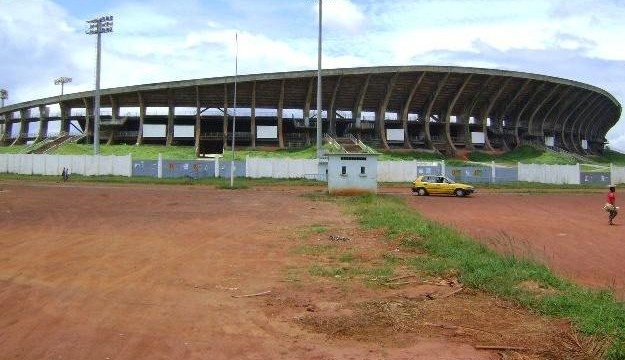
[605,185,618,225]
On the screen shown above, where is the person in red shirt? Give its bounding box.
[606,185,617,225]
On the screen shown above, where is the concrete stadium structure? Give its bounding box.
[0,65,621,156]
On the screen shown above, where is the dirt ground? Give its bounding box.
[0,182,601,359]
[402,191,625,299]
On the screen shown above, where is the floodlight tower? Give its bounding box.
[54,77,72,96]
[0,89,7,108]
[86,15,113,155]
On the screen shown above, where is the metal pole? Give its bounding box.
[316,0,323,158]
[230,33,238,188]
[94,30,102,155]
[61,83,64,96]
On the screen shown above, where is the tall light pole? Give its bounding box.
[316,0,323,158]
[0,89,7,108]
[54,77,72,96]
[230,33,239,188]
[86,15,113,155]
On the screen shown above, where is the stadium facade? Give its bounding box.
[0,65,621,156]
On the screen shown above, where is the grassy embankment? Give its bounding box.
[335,194,625,359]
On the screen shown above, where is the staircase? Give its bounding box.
[30,134,86,154]
[325,134,377,154]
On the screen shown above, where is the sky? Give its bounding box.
[0,0,624,150]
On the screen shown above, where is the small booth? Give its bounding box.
[325,153,379,194]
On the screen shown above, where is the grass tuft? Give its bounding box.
[342,194,625,358]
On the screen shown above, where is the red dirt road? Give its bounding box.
[0,182,501,360]
[404,192,625,298]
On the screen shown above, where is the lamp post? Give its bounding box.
[54,77,72,96]
[230,33,238,188]
[0,89,7,108]
[316,0,323,158]
[86,15,114,155]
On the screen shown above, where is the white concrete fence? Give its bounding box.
[518,163,580,184]
[611,164,625,184]
[0,154,132,177]
[246,157,319,179]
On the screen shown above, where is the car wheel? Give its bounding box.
[417,188,427,196]
[454,189,465,197]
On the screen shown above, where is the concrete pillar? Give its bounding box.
[166,90,174,146]
[497,79,531,149]
[303,78,313,128]
[59,102,70,135]
[423,73,450,150]
[570,96,602,153]
[551,90,584,144]
[251,82,257,148]
[36,105,49,143]
[1,114,13,144]
[512,82,545,148]
[527,84,559,139]
[81,98,91,142]
[352,74,371,131]
[443,74,472,154]
[14,109,29,144]
[539,87,571,138]
[137,92,145,145]
[277,79,285,148]
[222,84,229,149]
[328,76,342,136]
[482,77,511,151]
[376,73,398,149]
[195,86,201,157]
[400,72,425,149]
[560,93,595,151]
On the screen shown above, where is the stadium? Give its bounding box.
[0,65,621,156]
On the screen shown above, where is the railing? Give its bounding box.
[200,133,223,140]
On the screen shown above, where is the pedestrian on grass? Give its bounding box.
[61,167,69,182]
[604,185,618,225]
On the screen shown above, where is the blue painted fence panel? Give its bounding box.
[218,160,246,178]
[447,167,492,183]
[132,160,158,177]
[580,172,610,185]
[494,167,518,183]
[163,160,215,178]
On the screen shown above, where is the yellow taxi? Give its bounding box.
[411,175,475,197]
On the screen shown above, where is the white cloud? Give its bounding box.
[319,0,366,32]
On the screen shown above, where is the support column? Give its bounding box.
[560,92,595,151]
[527,84,559,139]
[400,72,425,149]
[107,96,119,145]
[513,82,546,148]
[278,79,285,148]
[552,90,585,148]
[59,102,70,135]
[376,73,398,150]
[251,82,257,148]
[303,78,313,127]
[222,84,228,149]
[581,102,610,153]
[195,86,201,157]
[1,114,13,144]
[570,96,603,153]
[443,74,472,153]
[423,73,450,150]
[166,90,174,146]
[14,109,29,145]
[353,74,371,131]
[482,77,511,151]
[136,92,145,145]
[36,105,49,143]
[540,87,572,136]
[459,76,494,149]
[328,76,342,136]
[81,98,91,143]
[497,79,531,149]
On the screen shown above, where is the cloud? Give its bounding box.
[318,0,366,32]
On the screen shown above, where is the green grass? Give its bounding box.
[0,173,323,187]
[0,145,28,154]
[340,194,625,359]
[468,145,577,165]
[590,149,625,166]
[53,143,197,160]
